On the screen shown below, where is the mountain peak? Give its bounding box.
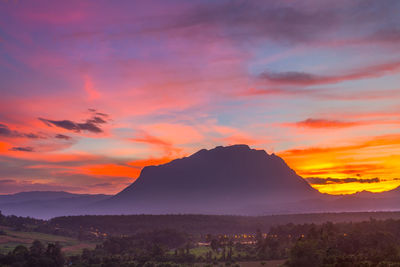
[189,144,269,160]
[214,144,251,151]
[191,144,257,157]
[106,144,318,215]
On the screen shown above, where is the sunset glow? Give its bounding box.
[1,0,400,195]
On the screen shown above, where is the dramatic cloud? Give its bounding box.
[9,147,34,152]
[0,123,41,139]
[86,116,107,124]
[260,61,400,86]
[306,177,380,185]
[279,134,400,194]
[39,114,107,134]
[0,0,400,195]
[260,71,325,85]
[55,134,72,140]
[88,109,109,117]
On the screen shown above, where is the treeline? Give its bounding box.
[3,218,400,266]
[0,240,64,267]
[47,212,400,239]
[0,211,45,231]
[69,218,400,266]
[4,210,400,242]
[286,219,400,266]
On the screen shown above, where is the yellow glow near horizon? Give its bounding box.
[311,180,400,195]
[278,135,400,195]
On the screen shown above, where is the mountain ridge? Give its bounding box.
[1,144,400,219]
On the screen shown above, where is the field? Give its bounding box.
[188,247,285,266]
[0,226,96,255]
[239,261,285,267]
[190,246,249,259]
[191,260,285,267]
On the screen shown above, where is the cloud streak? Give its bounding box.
[39,114,108,134]
[306,177,380,185]
[130,131,183,156]
[9,147,34,152]
[287,118,361,129]
[0,123,41,139]
[260,61,400,86]
[55,134,72,140]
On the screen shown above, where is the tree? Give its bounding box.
[256,229,263,246]
[13,245,29,260]
[211,239,219,252]
[286,240,322,267]
[46,242,65,267]
[30,240,45,256]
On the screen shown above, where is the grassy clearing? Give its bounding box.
[192,260,285,267]
[189,247,285,266]
[190,246,210,257]
[0,226,96,255]
[239,260,285,267]
[190,246,249,259]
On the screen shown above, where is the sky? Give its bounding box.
[0,0,400,195]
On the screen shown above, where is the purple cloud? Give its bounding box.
[9,147,34,152]
[306,177,381,185]
[0,123,41,139]
[39,113,108,134]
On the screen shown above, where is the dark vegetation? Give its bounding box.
[285,219,400,266]
[66,219,400,266]
[0,211,44,232]
[46,212,400,239]
[0,240,64,267]
[3,209,400,240]
[3,211,400,266]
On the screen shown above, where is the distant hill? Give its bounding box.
[99,144,321,214]
[0,191,90,203]
[0,191,111,219]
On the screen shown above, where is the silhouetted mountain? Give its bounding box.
[100,145,321,214]
[327,186,400,212]
[0,191,111,219]
[1,145,400,219]
[359,186,400,198]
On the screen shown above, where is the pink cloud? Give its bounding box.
[286,118,362,129]
[83,75,101,100]
[260,61,400,86]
